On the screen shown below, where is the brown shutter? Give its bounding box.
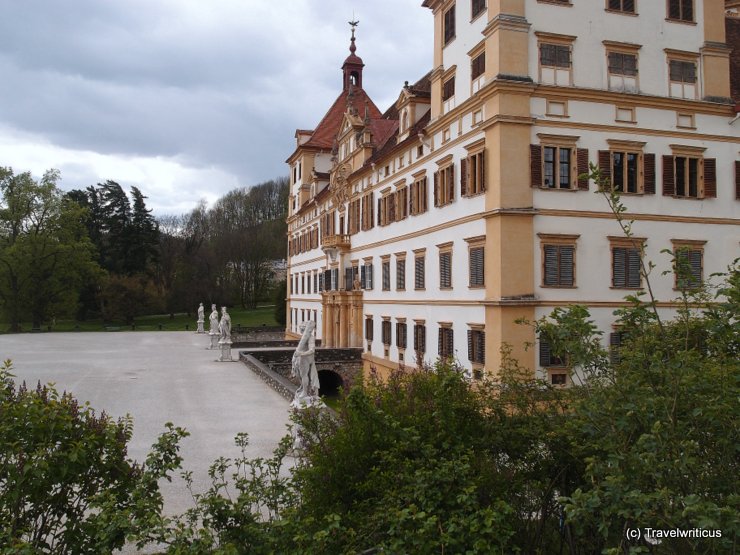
[598,150,612,190]
[433,171,439,206]
[736,161,740,200]
[530,145,542,188]
[643,153,656,194]
[448,165,455,202]
[577,148,589,190]
[480,151,486,192]
[460,158,468,196]
[703,158,716,198]
[663,155,675,196]
[467,330,473,362]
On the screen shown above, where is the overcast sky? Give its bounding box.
[0,0,431,214]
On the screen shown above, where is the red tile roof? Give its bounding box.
[303,88,382,149]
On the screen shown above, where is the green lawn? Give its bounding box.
[2,305,279,333]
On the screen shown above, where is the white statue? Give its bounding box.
[208,304,219,349]
[217,306,233,361]
[290,321,321,407]
[196,303,205,333]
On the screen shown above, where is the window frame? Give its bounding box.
[609,236,645,289]
[438,242,453,290]
[666,0,694,23]
[671,239,705,290]
[533,134,582,190]
[381,257,391,291]
[443,3,456,46]
[536,32,576,87]
[471,0,486,20]
[438,324,454,361]
[606,0,636,14]
[434,155,456,207]
[666,50,699,99]
[605,139,647,195]
[462,139,486,197]
[410,172,428,216]
[604,41,640,93]
[538,233,579,288]
[396,254,406,291]
[465,235,485,288]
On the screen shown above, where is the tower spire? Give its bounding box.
[342,19,364,91]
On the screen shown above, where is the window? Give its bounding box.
[667,0,693,22]
[378,192,395,226]
[414,322,426,354]
[607,50,638,92]
[539,337,566,367]
[443,4,456,45]
[471,0,486,19]
[414,254,425,290]
[609,329,625,365]
[668,57,697,99]
[360,260,374,290]
[395,184,408,221]
[462,143,486,196]
[598,141,655,195]
[610,238,644,288]
[365,317,374,343]
[471,50,485,93]
[361,192,374,231]
[539,234,578,287]
[536,33,574,86]
[468,328,485,365]
[663,149,716,199]
[396,321,408,349]
[442,75,456,113]
[439,248,452,289]
[438,326,454,360]
[607,0,635,13]
[410,175,428,215]
[672,240,705,290]
[382,259,391,291]
[551,373,567,385]
[381,319,392,346]
[396,257,406,290]
[434,160,455,206]
[531,136,588,191]
[469,244,484,287]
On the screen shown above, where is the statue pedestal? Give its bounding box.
[209,333,219,350]
[217,339,233,362]
[196,319,205,333]
[289,396,326,455]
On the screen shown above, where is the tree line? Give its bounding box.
[0,166,289,331]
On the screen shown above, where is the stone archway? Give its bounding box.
[318,369,343,398]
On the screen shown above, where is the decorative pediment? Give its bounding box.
[329,162,352,207]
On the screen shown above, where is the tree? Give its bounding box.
[0,167,101,331]
[128,186,159,275]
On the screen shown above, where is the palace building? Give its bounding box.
[285,0,740,384]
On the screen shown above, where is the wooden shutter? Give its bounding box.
[415,257,424,289]
[663,155,675,196]
[433,171,439,206]
[440,252,452,288]
[644,153,656,194]
[460,158,468,196]
[609,332,622,365]
[476,331,485,364]
[332,268,339,290]
[365,318,373,341]
[447,165,455,202]
[480,151,486,192]
[560,245,574,286]
[467,330,473,362]
[613,247,626,287]
[367,263,373,290]
[469,246,484,286]
[703,158,716,198]
[577,148,589,190]
[736,161,740,200]
[360,265,367,289]
[530,145,542,187]
[598,150,612,189]
[539,339,552,367]
[409,183,415,214]
[345,267,353,291]
[438,328,444,357]
[627,248,641,287]
[543,245,559,286]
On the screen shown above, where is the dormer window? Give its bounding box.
[402,110,409,132]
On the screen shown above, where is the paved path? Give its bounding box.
[0,331,292,517]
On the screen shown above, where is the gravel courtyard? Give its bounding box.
[0,331,293,516]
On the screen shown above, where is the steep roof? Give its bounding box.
[303,88,383,149]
